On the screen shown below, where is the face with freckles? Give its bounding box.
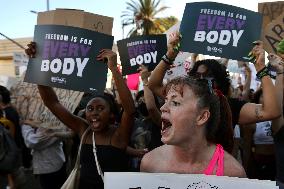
[85,97,113,132]
[160,84,201,146]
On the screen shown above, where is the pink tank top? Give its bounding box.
[203,144,224,176]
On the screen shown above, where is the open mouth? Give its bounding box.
[90,118,98,123]
[161,118,172,132]
[90,118,100,128]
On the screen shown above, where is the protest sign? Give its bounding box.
[180,2,262,61]
[163,22,191,80]
[105,172,279,189]
[10,77,83,129]
[24,25,114,93]
[164,51,191,80]
[258,1,284,30]
[262,12,284,53]
[164,22,180,41]
[37,9,113,35]
[13,52,29,66]
[117,35,167,76]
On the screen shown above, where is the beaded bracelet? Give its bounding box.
[256,66,270,80]
[161,54,175,65]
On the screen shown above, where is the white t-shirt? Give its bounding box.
[253,121,274,145]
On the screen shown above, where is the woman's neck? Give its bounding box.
[85,125,113,144]
[171,139,215,165]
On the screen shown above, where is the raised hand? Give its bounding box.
[25,42,36,58]
[167,31,182,60]
[96,49,117,70]
[251,41,265,72]
[138,65,151,84]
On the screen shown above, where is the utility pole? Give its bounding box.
[47,0,49,11]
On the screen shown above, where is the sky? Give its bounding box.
[0,0,277,43]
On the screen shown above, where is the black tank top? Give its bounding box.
[79,144,128,189]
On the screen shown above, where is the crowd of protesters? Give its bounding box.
[0,28,283,189]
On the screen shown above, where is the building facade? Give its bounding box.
[0,37,32,77]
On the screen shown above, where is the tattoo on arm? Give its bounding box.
[255,105,264,120]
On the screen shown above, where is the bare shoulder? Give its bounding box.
[140,145,168,172]
[223,151,247,178]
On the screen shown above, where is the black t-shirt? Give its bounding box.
[228,98,247,127]
[274,126,284,183]
[79,144,128,189]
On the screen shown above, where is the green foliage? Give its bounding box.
[277,39,284,54]
[121,0,178,36]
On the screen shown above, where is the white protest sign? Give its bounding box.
[10,77,83,129]
[105,172,278,189]
[163,22,191,80]
[13,52,29,66]
[164,51,191,80]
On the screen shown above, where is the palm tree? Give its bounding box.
[121,0,178,36]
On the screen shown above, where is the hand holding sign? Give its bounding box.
[251,41,265,72]
[97,49,117,71]
[25,42,36,58]
[167,31,181,60]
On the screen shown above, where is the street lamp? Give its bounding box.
[30,0,50,13]
[30,10,38,14]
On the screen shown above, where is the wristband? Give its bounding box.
[256,66,270,80]
[277,71,284,75]
[161,54,174,65]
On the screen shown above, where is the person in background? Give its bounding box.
[0,85,32,169]
[0,109,15,137]
[127,65,163,171]
[238,63,252,101]
[241,89,276,180]
[21,122,67,189]
[268,52,284,188]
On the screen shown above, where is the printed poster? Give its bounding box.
[117,35,167,76]
[10,77,83,129]
[105,172,279,189]
[24,24,114,93]
[262,13,284,53]
[180,2,262,61]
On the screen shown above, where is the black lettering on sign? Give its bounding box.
[94,21,104,31]
[260,3,284,21]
